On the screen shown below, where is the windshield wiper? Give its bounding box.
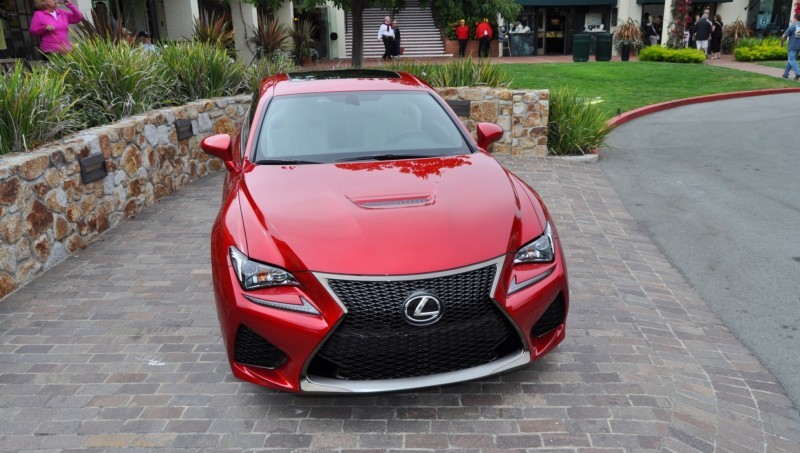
[335,154,432,163]
[255,159,322,165]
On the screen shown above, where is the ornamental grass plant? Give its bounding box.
[388,58,511,87]
[160,42,246,103]
[48,40,174,128]
[547,86,613,156]
[0,63,80,154]
[244,52,296,92]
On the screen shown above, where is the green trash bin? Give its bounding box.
[573,34,590,62]
[595,32,612,61]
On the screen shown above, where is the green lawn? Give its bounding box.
[499,61,795,118]
[757,60,790,69]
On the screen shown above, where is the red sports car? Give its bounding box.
[201,69,568,393]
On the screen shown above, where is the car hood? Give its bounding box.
[239,153,541,275]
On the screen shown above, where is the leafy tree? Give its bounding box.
[432,0,520,29]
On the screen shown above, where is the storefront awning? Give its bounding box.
[515,0,617,6]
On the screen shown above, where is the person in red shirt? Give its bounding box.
[455,19,469,58]
[476,18,493,58]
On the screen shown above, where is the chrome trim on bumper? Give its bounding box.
[300,349,530,393]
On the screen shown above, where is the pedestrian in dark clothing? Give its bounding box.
[377,16,394,61]
[391,20,401,57]
[694,12,713,57]
[710,14,723,59]
[456,19,469,57]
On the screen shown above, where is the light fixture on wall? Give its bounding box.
[79,154,108,184]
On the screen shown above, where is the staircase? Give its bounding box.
[345,0,449,59]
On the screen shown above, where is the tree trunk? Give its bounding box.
[351,0,366,68]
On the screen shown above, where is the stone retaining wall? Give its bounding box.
[435,87,548,156]
[0,88,547,300]
[0,96,251,299]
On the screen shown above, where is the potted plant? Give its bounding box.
[292,19,317,65]
[613,18,644,61]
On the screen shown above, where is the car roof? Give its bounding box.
[269,69,432,96]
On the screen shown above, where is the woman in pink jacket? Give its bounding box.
[29,0,83,60]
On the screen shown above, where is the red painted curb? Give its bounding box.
[608,87,800,128]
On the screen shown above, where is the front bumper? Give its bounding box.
[212,253,568,394]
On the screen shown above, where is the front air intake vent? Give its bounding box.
[233,325,286,369]
[531,294,566,338]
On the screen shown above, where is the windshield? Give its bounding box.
[254,91,470,164]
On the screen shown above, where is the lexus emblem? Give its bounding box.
[402,292,443,326]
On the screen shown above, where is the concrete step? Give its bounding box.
[345,3,444,58]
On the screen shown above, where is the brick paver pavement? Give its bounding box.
[1,156,799,452]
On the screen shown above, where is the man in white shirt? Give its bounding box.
[377,16,395,61]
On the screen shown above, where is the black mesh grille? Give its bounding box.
[531,294,566,338]
[233,325,286,369]
[308,265,523,380]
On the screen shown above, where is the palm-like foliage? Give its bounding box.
[291,19,317,62]
[192,13,235,56]
[248,15,292,56]
[75,10,134,44]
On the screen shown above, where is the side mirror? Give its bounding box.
[476,123,504,151]
[201,134,239,172]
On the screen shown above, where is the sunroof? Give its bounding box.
[288,69,401,81]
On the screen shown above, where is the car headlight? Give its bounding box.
[229,246,299,290]
[514,222,555,264]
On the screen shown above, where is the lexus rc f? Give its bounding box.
[200,69,568,393]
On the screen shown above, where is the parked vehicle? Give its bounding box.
[200,69,569,393]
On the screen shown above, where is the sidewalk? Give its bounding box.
[1,157,799,451]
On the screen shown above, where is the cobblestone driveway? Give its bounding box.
[1,156,799,452]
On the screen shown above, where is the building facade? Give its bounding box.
[0,0,797,61]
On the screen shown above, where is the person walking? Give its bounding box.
[391,20,401,57]
[476,18,492,58]
[377,16,394,61]
[456,19,469,57]
[693,12,713,58]
[709,14,723,59]
[780,13,800,81]
[644,16,659,46]
[29,0,83,60]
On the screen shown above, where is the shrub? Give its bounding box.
[160,41,246,103]
[48,40,174,127]
[388,58,511,87]
[0,63,80,154]
[547,86,613,156]
[733,37,786,61]
[638,46,706,63]
[244,52,296,92]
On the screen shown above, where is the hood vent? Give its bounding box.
[349,194,434,209]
